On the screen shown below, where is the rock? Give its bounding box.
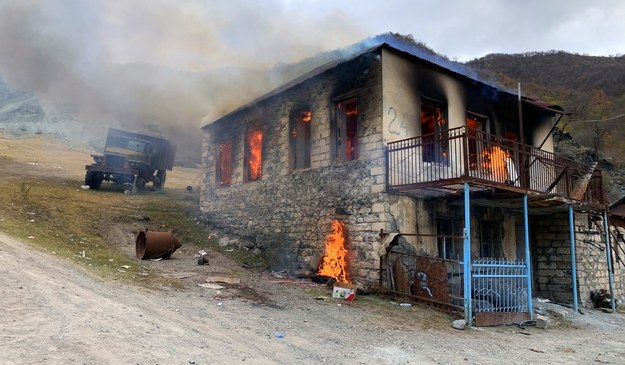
[546,308,568,319]
[252,248,263,256]
[534,314,552,329]
[218,237,235,247]
[240,240,256,249]
[452,319,466,330]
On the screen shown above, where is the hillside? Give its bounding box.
[468,51,625,202]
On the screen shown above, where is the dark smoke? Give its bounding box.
[0,0,365,164]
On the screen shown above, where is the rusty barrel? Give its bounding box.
[135,231,182,260]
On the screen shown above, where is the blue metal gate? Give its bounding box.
[472,258,531,326]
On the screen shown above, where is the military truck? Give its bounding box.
[85,128,176,191]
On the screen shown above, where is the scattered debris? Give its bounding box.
[195,250,209,265]
[206,276,240,285]
[452,319,466,330]
[399,303,412,308]
[198,283,224,290]
[120,265,131,269]
[591,289,614,309]
[275,333,285,339]
[332,282,357,301]
[163,272,198,279]
[186,185,193,192]
[80,185,90,190]
[529,348,545,353]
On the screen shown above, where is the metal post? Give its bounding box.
[463,183,472,325]
[523,195,534,318]
[568,205,579,312]
[603,209,616,311]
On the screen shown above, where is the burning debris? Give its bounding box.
[317,220,351,284]
[480,146,518,185]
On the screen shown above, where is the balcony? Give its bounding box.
[386,126,604,208]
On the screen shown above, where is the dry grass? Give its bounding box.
[0,132,256,286]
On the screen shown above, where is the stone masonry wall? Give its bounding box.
[533,213,618,308]
[199,52,396,289]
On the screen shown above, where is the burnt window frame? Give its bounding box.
[289,107,312,171]
[216,139,232,187]
[466,111,488,171]
[243,124,264,182]
[334,98,359,161]
[420,97,449,165]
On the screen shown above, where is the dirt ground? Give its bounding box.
[1,133,625,364]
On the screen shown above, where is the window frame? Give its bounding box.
[244,125,264,182]
[289,108,312,171]
[216,139,232,187]
[420,97,449,164]
[335,98,359,161]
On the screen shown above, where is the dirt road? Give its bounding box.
[2,233,625,365]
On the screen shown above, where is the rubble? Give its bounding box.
[534,314,552,329]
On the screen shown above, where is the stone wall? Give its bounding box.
[533,213,620,307]
[199,51,397,289]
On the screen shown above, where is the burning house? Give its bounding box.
[200,35,619,324]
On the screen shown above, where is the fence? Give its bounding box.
[380,247,464,314]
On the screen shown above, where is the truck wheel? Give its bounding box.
[136,177,147,190]
[85,171,104,190]
[155,170,166,189]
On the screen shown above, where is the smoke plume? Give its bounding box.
[0,0,366,163]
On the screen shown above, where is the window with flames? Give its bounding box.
[245,127,263,181]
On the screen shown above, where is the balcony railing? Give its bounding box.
[386,126,604,206]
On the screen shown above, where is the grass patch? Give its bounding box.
[0,172,264,286]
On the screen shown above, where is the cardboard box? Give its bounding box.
[332,282,357,301]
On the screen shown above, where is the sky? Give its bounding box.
[0,0,623,158]
[2,0,623,75]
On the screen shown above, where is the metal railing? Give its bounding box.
[386,126,603,206]
[472,258,529,313]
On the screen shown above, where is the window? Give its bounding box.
[421,99,448,164]
[479,221,502,258]
[467,112,487,170]
[127,140,147,152]
[217,140,232,186]
[245,127,263,181]
[336,100,358,161]
[289,110,311,170]
[437,217,456,259]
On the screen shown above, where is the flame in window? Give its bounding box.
[301,111,312,122]
[317,220,350,283]
[247,129,263,181]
